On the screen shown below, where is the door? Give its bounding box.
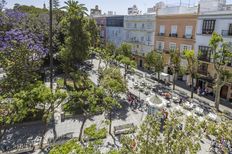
[220,85,228,99]
[139,59,143,68]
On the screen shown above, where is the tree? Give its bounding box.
[0,92,34,141]
[59,0,90,86]
[87,18,100,48]
[169,49,181,90]
[53,0,60,9]
[0,43,43,95]
[115,114,202,154]
[67,82,105,142]
[183,50,199,98]
[118,55,136,79]
[117,43,132,58]
[0,0,6,11]
[49,139,101,154]
[25,83,67,148]
[99,67,127,135]
[209,32,232,111]
[145,51,164,80]
[116,43,135,78]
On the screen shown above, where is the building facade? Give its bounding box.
[128,5,140,15]
[94,17,107,45]
[195,11,232,101]
[155,10,198,86]
[124,14,156,68]
[106,16,125,47]
[90,5,102,16]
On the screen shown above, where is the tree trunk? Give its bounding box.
[40,121,48,149]
[109,111,112,135]
[158,72,160,81]
[172,71,176,90]
[124,66,127,79]
[0,126,7,142]
[79,116,87,142]
[98,58,102,70]
[191,74,194,98]
[64,70,68,88]
[105,61,109,69]
[215,82,222,111]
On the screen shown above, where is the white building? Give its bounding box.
[106,16,125,47]
[128,5,140,15]
[147,2,166,13]
[199,0,226,12]
[124,14,156,67]
[195,10,232,100]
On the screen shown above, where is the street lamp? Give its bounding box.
[49,0,53,92]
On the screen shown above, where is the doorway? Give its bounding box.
[220,85,228,99]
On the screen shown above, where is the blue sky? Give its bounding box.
[5,0,232,15]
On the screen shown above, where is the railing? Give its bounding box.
[183,35,193,39]
[198,56,211,62]
[169,33,178,37]
[158,33,165,36]
[221,30,232,36]
[198,69,208,76]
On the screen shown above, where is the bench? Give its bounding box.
[114,123,135,135]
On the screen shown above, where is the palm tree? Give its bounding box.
[62,0,88,17]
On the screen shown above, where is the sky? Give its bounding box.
[5,0,232,15]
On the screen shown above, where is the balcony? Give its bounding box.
[221,30,232,37]
[169,33,178,37]
[198,69,208,76]
[158,33,165,36]
[202,30,213,35]
[198,56,211,62]
[183,35,193,39]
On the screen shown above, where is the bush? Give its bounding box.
[84,124,107,141]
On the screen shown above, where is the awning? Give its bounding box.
[197,75,214,83]
[160,72,169,77]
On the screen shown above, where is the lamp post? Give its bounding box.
[49,0,53,92]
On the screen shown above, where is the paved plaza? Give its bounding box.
[0,58,231,154]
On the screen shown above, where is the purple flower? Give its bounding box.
[0,28,48,56]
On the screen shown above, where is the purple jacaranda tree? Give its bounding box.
[0,28,48,56]
[0,9,27,30]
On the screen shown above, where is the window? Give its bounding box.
[160,25,165,34]
[185,26,193,38]
[147,23,152,29]
[180,44,192,53]
[198,46,212,62]
[126,23,131,28]
[141,36,144,42]
[147,34,151,41]
[142,23,145,29]
[198,63,208,75]
[229,24,232,35]
[134,23,137,28]
[169,42,176,50]
[202,20,215,34]
[156,41,164,51]
[171,25,177,34]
